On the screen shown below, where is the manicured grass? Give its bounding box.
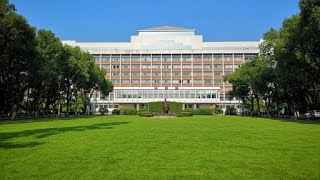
[0,116,319,179]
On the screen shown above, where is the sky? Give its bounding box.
[11,0,300,42]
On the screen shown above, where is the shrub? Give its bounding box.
[112,109,120,115]
[225,107,237,115]
[194,107,213,115]
[138,108,150,114]
[139,113,154,117]
[183,108,194,115]
[213,107,223,114]
[98,107,108,115]
[149,101,182,113]
[176,112,193,117]
[120,107,138,115]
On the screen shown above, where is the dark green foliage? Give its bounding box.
[112,109,120,115]
[98,107,108,115]
[194,107,213,115]
[183,108,194,115]
[176,112,193,117]
[148,101,182,113]
[139,113,154,117]
[148,102,162,113]
[213,107,224,114]
[225,107,237,115]
[120,107,137,115]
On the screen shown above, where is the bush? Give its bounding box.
[225,107,237,115]
[176,112,193,117]
[183,108,194,115]
[98,107,108,115]
[139,113,154,117]
[194,107,213,115]
[120,107,138,115]
[138,108,150,114]
[213,107,223,114]
[149,101,182,113]
[112,109,120,115]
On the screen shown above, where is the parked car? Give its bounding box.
[305,110,320,120]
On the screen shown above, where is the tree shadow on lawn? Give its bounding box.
[0,122,130,150]
[243,116,320,125]
[0,115,100,125]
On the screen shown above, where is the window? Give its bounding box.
[111,79,120,83]
[141,79,151,83]
[162,55,171,62]
[142,72,151,76]
[234,54,243,60]
[224,64,233,69]
[172,54,181,61]
[213,54,222,61]
[163,72,171,76]
[244,54,255,61]
[132,79,140,84]
[122,64,130,68]
[224,54,233,61]
[173,72,181,76]
[121,72,130,76]
[112,65,120,68]
[224,71,232,75]
[203,64,211,68]
[193,54,202,61]
[182,79,191,84]
[162,65,171,68]
[204,79,212,83]
[111,72,120,76]
[182,72,191,76]
[182,64,192,68]
[234,64,241,68]
[203,54,212,60]
[172,64,181,68]
[142,65,151,68]
[193,64,202,68]
[152,65,161,68]
[152,55,161,62]
[131,55,140,62]
[172,79,181,84]
[152,72,161,76]
[153,79,161,83]
[182,54,191,61]
[102,55,110,62]
[121,55,130,62]
[193,71,202,76]
[214,64,222,68]
[214,79,223,83]
[132,65,140,69]
[101,64,110,69]
[93,55,100,62]
[132,72,140,76]
[194,79,203,83]
[214,71,223,76]
[142,55,151,61]
[203,71,212,76]
[121,79,130,83]
[111,55,120,62]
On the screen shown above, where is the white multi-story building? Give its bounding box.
[63,26,260,112]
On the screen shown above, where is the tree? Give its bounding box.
[0,0,38,119]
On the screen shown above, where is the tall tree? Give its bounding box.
[0,0,38,119]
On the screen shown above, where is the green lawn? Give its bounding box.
[0,116,319,179]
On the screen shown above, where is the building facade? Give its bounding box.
[62,26,260,112]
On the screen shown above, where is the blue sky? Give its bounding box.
[11,0,300,42]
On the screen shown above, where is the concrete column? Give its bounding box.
[182,104,185,110]
[193,104,197,110]
[136,103,140,111]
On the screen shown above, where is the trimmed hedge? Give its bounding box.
[139,113,154,117]
[98,107,108,115]
[194,107,213,115]
[213,107,223,114]
[120,107,138,115]
[176,112,193,117]
[225,107,237,115]
[183,108,194,115]
[112,109,120,115]
[149,101,182,113]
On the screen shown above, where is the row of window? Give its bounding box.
[114,90,218,99]
[93,54,256,62]
[101,64,240,69]
[111,79,224,84]
[108,71,233,76]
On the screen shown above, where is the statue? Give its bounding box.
[162,98,169,114]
